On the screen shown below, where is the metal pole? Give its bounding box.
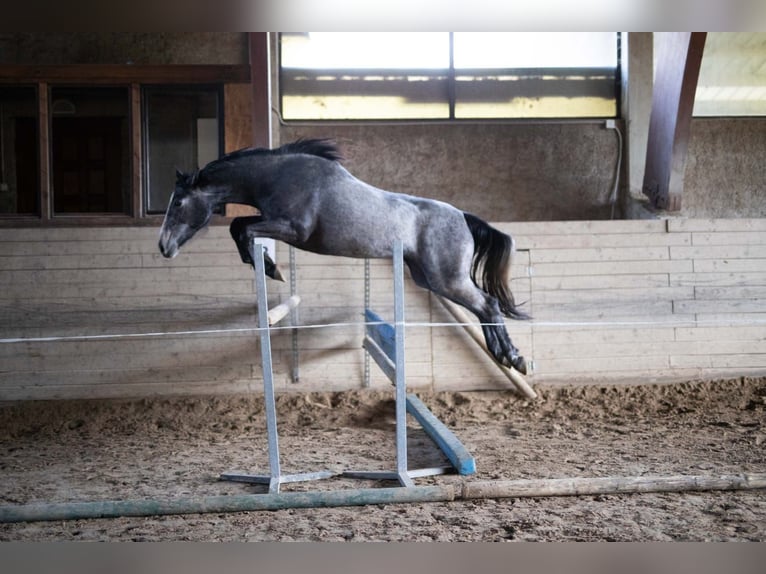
[363,257,371,387]
[393,241,414,487]
[221,241,333,491]
[289,244,300,383]
[253,240,281,493]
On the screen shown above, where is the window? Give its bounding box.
[280,32,619,120]
[50,87,130,214]
[0,80,223,222]
[143,86,222,214]
[694,32,766,116]
[281,32,450,120]
[0,86,39,215]
[453,33,619,119]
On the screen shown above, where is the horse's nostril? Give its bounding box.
[159,239,174,258]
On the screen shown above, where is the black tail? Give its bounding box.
[463,212,529,320]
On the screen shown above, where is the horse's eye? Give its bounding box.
[173,199,183,208]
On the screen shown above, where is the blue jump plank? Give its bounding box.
[364,309,396,362]
[405,394,476,475]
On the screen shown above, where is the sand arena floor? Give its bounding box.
[1,377,764,541]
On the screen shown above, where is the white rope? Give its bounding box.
[0,321,382,344]
[3,316,766,344]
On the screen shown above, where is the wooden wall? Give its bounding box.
[505,218,766,385]
[1,218,765,400]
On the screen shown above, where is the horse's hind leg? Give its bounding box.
[482,319,527,375]
[409,259,527,374]
[467,294,527,375]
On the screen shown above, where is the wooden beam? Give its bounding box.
[249,32,271,149]
[0,65,250,84]
[225,33,271,219]
[462,473,766,499]
[223,84,253,153]
[130,84,143,219]
[436,297,537,400]
[38,82,51,222]
[642,32,707,211]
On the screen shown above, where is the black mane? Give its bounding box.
[186,138,342,187]
[201,138,342,175]
[278,138,344,162]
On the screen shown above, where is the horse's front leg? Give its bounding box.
[229,216,290,281]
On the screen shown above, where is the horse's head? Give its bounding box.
[158,170,216,258]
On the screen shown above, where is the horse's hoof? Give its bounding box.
[511,356,527,375]
[260,249,287,282]
[271,264,287,283]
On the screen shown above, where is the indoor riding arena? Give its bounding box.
[1,32,765,542]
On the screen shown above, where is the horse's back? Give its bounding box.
[267,153,471,261]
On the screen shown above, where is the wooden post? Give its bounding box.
[38,81,51,221]
[226,33,271,219]
[249,32,271,150]
[642,32,707,211]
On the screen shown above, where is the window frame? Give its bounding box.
[692,32,766,118]
[0,84,40,216]
[48,84,133,217]
[278,32,622,123]
[141,84,225,216]
[0,65,243,227]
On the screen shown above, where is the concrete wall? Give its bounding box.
[279,123,620,222]
[2,219,765,400]
[2,32,765,220]
[279,117,766,222]
[683,118,766,218]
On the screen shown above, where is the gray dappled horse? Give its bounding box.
[158,139,529,374]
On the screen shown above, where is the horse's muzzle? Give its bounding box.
[158,232,178,259]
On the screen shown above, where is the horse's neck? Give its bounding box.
[217,184,255,208]
[209,158,273,209]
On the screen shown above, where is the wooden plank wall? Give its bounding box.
[504,218,766,386]
[1,219,765,400]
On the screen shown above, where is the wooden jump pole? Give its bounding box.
[437,297,537,400]
[0,486,455,524]
[267,294,301,326]
[461,473,766,499]
[3,472,764,523]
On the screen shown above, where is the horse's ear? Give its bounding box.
[175,168,185,182]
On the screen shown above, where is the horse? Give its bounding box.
[158,138,530,374]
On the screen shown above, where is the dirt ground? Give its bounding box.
[1,377,764,541]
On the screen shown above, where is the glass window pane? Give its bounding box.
[454,32,618,69]
[694,32,766,116]
[50,87,130,214]
[280,32,450,120]
[143,87,220,213]
[282,32,450,69]
[280,32,618,120]
[0,86,38,215]
[454,32,618,119]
